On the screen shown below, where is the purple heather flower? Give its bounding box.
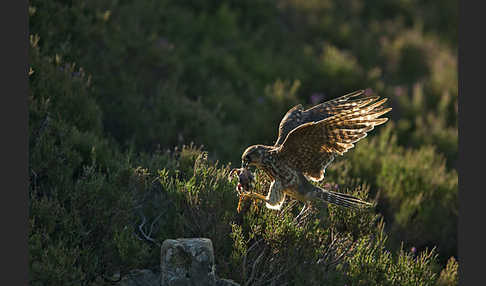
[364,88,373,96]
[323,183,339,190]
[310,93,324,105]
[394,86,405,97]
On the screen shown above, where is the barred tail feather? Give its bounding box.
[316,187,373,209]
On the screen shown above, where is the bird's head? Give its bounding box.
[241,145,267,168]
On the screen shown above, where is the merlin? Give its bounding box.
[230,89,391,212]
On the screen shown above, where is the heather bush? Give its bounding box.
[437,257,459,286]
[131,146,447,285]
[29,38,152,285]
[326,123,457,264]
[28,0,456,164]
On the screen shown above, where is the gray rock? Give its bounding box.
[161,238,217,286]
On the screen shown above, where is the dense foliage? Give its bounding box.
[28,0,457,285]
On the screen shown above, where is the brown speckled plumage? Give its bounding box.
[237,90,391,211]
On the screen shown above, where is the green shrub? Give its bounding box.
[29,37,153,285]
[378,145,458,263]
[132,146,452,285]
[325,123,457,264]
[436,256,459,286]
[344,230,439,286]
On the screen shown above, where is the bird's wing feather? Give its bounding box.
[274,90,376,146]
[275,104,304,146]
[277,95,391,181]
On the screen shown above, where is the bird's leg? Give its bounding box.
[237,180,286,212]
[240,192,268,201]
[237,191,269,213]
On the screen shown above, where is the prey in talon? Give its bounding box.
[228,167,256,212]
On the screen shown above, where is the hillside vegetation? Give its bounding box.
[29,0,457,285]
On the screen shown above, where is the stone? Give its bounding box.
[160,238,217,286]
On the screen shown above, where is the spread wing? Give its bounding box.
[274,90,378,146]
[276,94,391,181]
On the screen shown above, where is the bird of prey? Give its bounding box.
[230,89,391,212]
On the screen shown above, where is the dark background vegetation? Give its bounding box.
[28,0,458,285]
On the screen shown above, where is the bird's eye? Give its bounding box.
[242,158,250,168]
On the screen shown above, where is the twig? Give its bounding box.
[148,211,164,237]
[293,203,308,222]
[280,200,298,218]
[242,239,263,282]
[136,213,161,246]
[245,246,267,286]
